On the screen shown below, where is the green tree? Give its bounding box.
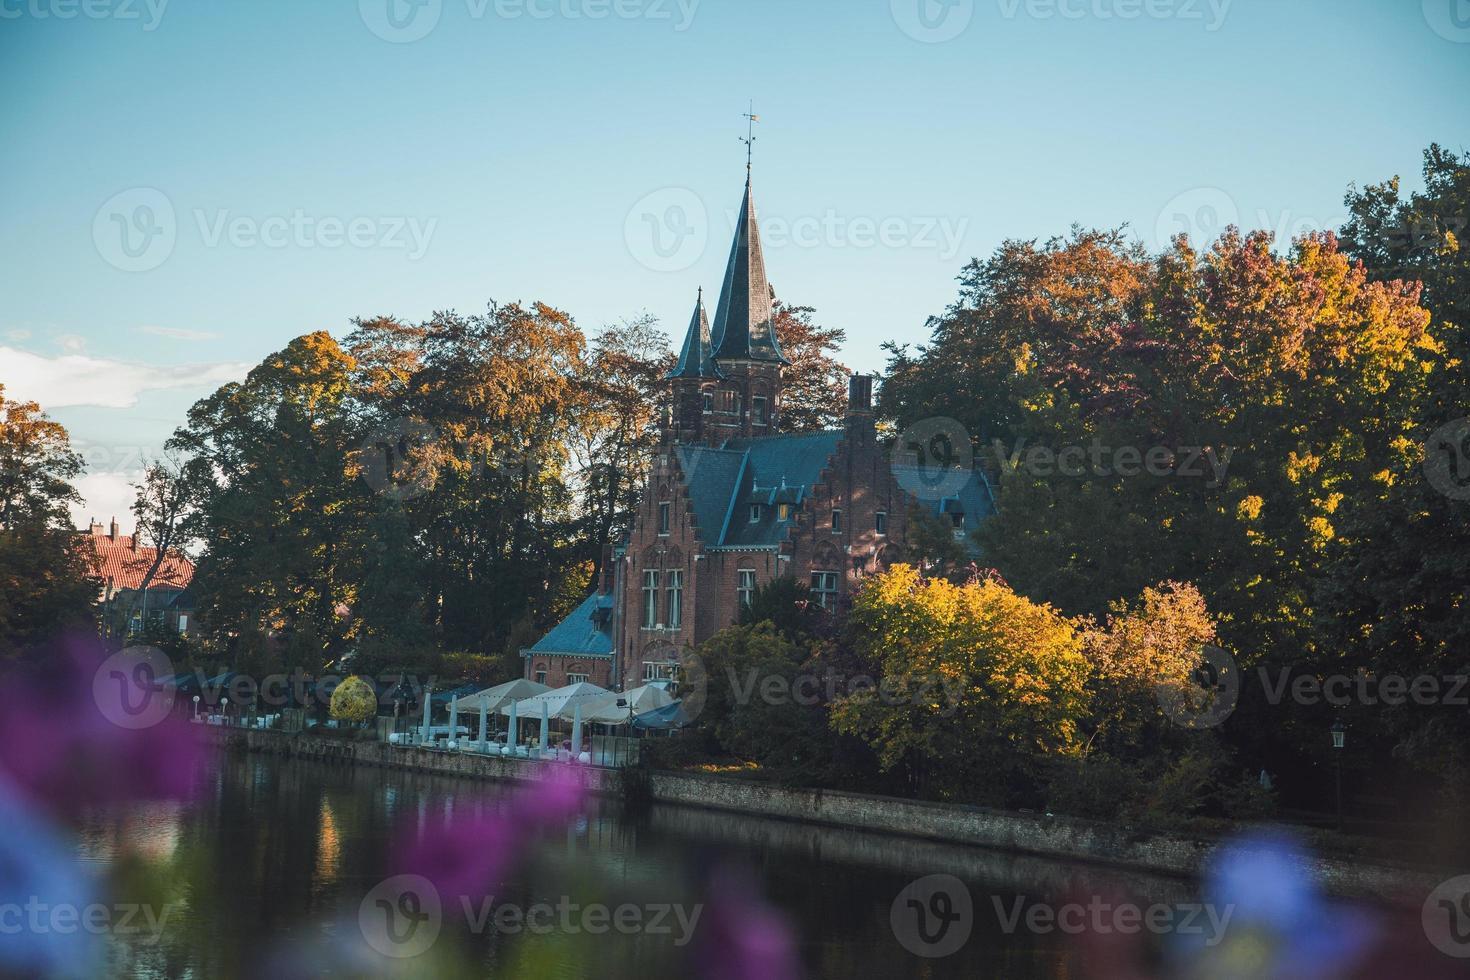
[169,332,366,671]
[0,386,96,657]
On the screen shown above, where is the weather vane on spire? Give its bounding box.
[741,101,759,175]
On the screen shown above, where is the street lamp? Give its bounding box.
[192,694,200,721]
[1330,719,1346,832]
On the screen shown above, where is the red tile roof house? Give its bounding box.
[80,518,197,637]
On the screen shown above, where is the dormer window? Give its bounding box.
[777,503,792,521]
[749,504,762,523]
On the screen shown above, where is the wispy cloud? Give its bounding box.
[0,347,249,409]
[138,325,221,342]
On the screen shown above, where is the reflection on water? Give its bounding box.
[76,752,1203,979]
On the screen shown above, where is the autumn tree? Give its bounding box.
[572,314,672,577]
[772,302,850,431]
[831,564,1091,805]
[0,386,96,656]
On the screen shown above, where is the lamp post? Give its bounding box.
[192,694,200,721]
[1331,719,1346,833]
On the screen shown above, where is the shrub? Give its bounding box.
[330,675,377,725]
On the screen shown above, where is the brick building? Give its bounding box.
[521,170,994,692]
[80,517,197,635]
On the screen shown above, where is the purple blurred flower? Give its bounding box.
[393,764,588,899]
[696,865,801,980]
[0,635,208,819]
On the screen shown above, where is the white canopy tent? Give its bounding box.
[498,681,613,722]
[582,684,677,724]
[449,678,549,714]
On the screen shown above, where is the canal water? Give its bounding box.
[74,752,1200,979]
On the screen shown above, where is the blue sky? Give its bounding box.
[1,0,1466,524]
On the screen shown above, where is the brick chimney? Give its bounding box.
[598,543,615,595]
[109,517,119,541]
[845,374,875,445]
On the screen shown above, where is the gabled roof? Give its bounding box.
[675,430,843,548]
[522,591,615,660]
[710,177,789,364]
[80,524,194,593]
[666,288,721,380]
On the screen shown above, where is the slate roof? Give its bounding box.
[673,432,998,552]
[674,431,842,548]
[522,591,615,659]
[917,468,999,557]
[666,288,721,380]
[710,177,789,364]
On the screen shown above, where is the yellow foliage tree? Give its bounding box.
[831,564,1091,804]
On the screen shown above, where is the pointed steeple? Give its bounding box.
[666,287,721,379]
[711,176,789,364]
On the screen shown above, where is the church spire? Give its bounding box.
[666,287,720,380]
[710,174,789,364]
